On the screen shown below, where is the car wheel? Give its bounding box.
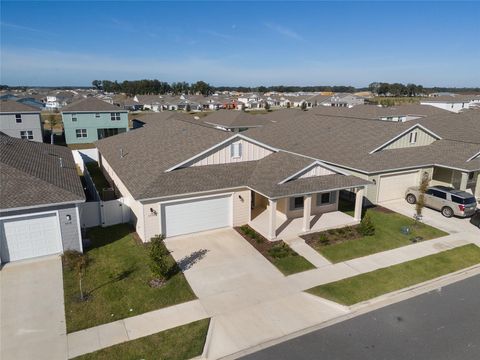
[406,194,417,204]
[441,206,453,218]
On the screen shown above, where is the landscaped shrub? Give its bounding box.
[268,243,297,259]
[149,235,171,285]
[240,225,264,243]
[359,213,375,236]
[319,233,330,246]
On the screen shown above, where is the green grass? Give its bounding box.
[73,319,210,360]
[272,256,316,275]
[63,224,196,333]
[315,205,447,263]
[308,244,480,305]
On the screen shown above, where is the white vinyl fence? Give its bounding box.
[75,149,131,229]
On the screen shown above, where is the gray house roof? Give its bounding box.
[0,100,41,113]
[61,97,125,112]
[0,133,85,210]
[203,110,269,128]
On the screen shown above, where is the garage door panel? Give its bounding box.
[378,171,419,203]
[0,213,62,263]
[163,195,232,237]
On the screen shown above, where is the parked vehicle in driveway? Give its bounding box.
[405,185,477,218]
[471,211,480,228]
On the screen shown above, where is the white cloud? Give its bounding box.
[264,22,304,41]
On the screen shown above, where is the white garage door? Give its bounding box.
[0,213,62,263]
[162,195,232,237]
[378,171,419,203]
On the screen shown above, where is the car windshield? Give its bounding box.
[451,195,477,205]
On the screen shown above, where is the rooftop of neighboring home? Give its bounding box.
[0,100,41,113]
[0,133,85,210]
[311,103,451,120]
[202,109,270,129]
[244,110,480,173]
[421,94,480,103]
[61,97,126,113]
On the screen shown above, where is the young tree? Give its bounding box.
[63,251,88,301]
[415,172,430,220]
[46,114,58,144]
[149,235,171,284]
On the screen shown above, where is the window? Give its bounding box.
[20,130,33,140]
[15,114,22,123]
[290,196,304,210]
[95,113,101,118]
[468,172,474,180]
[451,195,476,205]
[72,113,77,122]
[230,142,242,158]
[317,191,337,206]
[110,112,121,121]
[409,131,417,144]
[76,129,87,138]
[97,128,127,139]
[426,189,446,199]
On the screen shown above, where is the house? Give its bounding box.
[61,97,129,144]
[327,93,365,108]
[420,94,480,113]
[244,110,480,205]
[0,100,43,142]
[95,117,369,242]
[0,134,85,263]
[202,109,269,132]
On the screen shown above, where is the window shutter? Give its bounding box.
[238,143,243,157]
[230,143,235,157]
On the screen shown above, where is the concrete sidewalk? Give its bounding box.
[283,237,332,268]
[67,300,208,358]
[288,232,474,291]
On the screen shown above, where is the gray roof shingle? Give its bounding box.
[61,97,126,112]
[0,100,41,113]
[0,134,85,210]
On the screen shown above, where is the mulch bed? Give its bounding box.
[301,224,363,248]
[234,225,298,262]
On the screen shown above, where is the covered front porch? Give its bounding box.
[249,187,365,241]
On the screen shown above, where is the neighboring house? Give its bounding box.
[0,133,85,263]
[17,97,45,110]
[420,95,480,113]
[95,117,369,242]
[0,100,43,142]
[61,97,129,144]
[327,93,365,107]
[244,110,480,205]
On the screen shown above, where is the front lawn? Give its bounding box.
[236,225,315,275]
[73,319,210,360]
[63,224,196,333]
[307,244,480,305]
[304,206,447,263]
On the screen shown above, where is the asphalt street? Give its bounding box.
[242,274,480,360]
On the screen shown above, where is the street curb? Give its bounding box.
[200,317,216,360]
[218,263,480,360]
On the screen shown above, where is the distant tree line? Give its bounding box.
[91,79,214,96]
[368,82,425,97]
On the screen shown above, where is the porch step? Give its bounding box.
[284,237,332,268]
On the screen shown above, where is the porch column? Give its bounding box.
[268,199,277,240]
[354,187,364,221]
[459,172,469,191]
[475,173,480,198]
[303,194,312,232]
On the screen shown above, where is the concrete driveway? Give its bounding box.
[0,256,67,360]
[165,228,348,359]
[380,199,479,235]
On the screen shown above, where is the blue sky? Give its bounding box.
[1,1,479,87]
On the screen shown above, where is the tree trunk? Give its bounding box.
[79,276,84,300]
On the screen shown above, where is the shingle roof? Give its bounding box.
[61,97,125,112]
[311,104,450,119]
[0,100,41,113]
[0,133,85,210]
[203,110,269,128]
[95,117,231,199]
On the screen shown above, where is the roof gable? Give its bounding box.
[369,124,442,154]
[278,161,345,184]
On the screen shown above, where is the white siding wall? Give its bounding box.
[100,154,146,240]
[384,128,437,150]
[0,113,43,142]
[188,139,273,167]
[297,164,335,179]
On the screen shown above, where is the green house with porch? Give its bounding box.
[61,98,129,144]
